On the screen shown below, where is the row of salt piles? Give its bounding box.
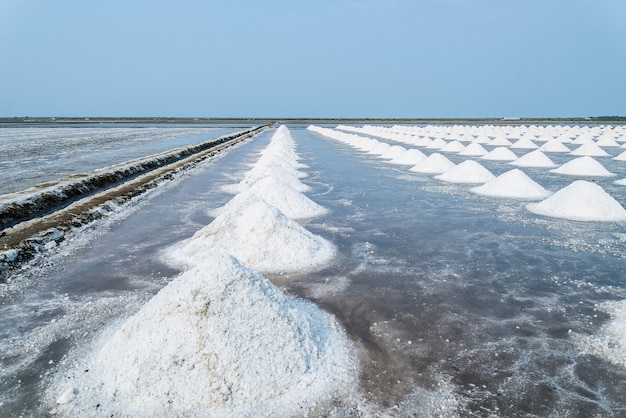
[308,125,626,222]
[54,126,357,418]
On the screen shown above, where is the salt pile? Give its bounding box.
[489,136,513,146]
[576,299,626,368]
[510,150,556,168]
[440,141,465,153]
[368,141,391,155]
[409,153,456,174]
[470,169,551,200]
[380,145,407,160]
[481,147,518,161]
[539,140,571,153]
[511,138,539,149]
[527,180,626,222]
[613,150,626,162]
[550,156,614,177]
[427,138,448,150]
[169,200,336,274]
[59,254,357,417]
[570,142,611,157]
[390,148,427,165]
[223,159,311,194]
[434,160,495,184]
[211,176,328,220]
[458,143,488,157]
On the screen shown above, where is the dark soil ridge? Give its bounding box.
[0,125,266,231]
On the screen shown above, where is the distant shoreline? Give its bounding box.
[1,117,625,126]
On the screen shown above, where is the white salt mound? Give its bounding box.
[409,153,456,174]
[570,142,611,157]
[440,141,465,153]
[367,141,391,155]
[576,299,626,369]
[380,145,407,160]
[511,138,538,149]
[470,169,551,200]
[212,176,328,220]
[613,150,626,162]
[510,150,556,168]
[73,254,357,417]
[390,148,427,165]
[550,156,614,177]
[539,140,571,153]
[527,180,626,222]
[223,161,311,194]
[435,160,495,184]
[481,147,518,161]
[458,143,487,157]
[169,201,336,274]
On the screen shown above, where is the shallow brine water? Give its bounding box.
[0,125,241,194]
[1,124,626,417]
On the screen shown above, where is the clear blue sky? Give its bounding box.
[1,0,625,118]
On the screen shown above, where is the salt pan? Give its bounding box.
[527,180,626,222]
[471,169,551,200]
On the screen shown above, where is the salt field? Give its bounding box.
[2,123,626,416]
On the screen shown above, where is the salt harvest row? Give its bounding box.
[308,125,626,222]
[50,126,358,417]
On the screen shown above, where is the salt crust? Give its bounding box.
[470,169,551,200]
[59,254,357,417]
[550,156,614,177]
[576,299,626,369]
[409,153,456,174]
[526,180,626,222]
[434,160,495,184]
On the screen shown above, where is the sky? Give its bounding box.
[1,0,625,118]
